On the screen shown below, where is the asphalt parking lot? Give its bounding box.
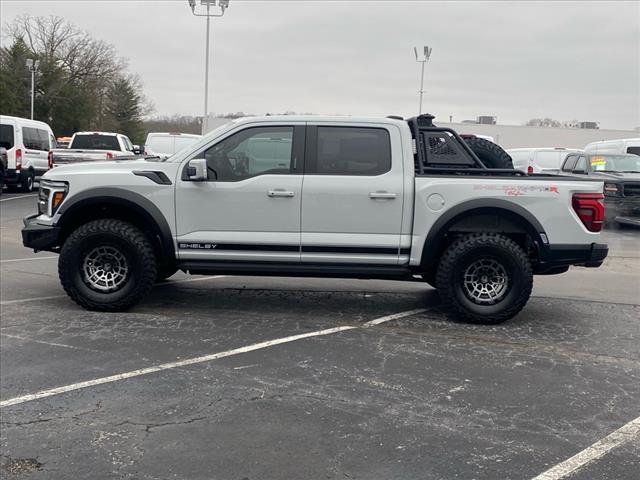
[1,191,639,480]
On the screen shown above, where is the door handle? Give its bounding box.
[268,189,295,198]
[369,191,397,199]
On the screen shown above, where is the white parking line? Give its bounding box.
[1,333,102,353]
[0,275,225,306]
[1,256,57,264]
[0,194,37,202]
[531,415,640,480]
[0,308,425,408]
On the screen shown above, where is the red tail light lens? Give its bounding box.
[527,165,534,174]
[106,152,113,160]
[48,150,53,169]
[15,148,22,170]
[572,193,604,232]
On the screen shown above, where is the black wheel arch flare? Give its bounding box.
[420,198,549,270]
[55,188,175,259]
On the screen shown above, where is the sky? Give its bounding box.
[1,0,639,130]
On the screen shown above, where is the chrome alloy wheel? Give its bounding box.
[82,245,130,292]
[463,258,509,305]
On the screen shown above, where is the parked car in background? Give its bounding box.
[507,147,582,174]
[0,115,56,192]
[56,136,72,148]
[52,132,142,166]
[0,146,7,195]
[561,152,640,227]
[144,132,201,159]
[584,138,640,156]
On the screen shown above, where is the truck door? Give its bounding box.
[175,123,305,263]
[300,123,406,265]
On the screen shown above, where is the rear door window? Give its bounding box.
[71,134,120,150]
[0,124,14,149]
[309,126,391,175]
[22,127,48,151]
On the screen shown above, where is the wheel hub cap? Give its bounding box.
[463,258,509,305]
[82,246,129,292]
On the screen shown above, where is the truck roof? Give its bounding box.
[226,115,408,126]
[73,131,122,136]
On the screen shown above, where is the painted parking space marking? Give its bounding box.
[0,308,425,408]
[531,415,640,480]
[1,256,58,264]
[0,194,37,202]
[1,333,102,353]
[0,275,225,306]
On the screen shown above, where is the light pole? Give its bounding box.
[188,0,229,133]
[414,46,432,115]
[25,58,40,120]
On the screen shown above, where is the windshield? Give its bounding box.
[589,154,640,172]
[71,134,120,150]
[163,121,234,162]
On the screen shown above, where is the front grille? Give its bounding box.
[622,183,640,197]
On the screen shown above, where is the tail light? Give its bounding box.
[527,165,534,174]
[106,152,113,160]
[572,193,604,232]
[15,148,22,170]
[48,150,53,169]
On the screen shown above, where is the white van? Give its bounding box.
[0,115,56,192]
[584,138,640,156]
[144,132,201,159]
[506,147,583,174]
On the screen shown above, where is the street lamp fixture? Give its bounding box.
[26,58,40,120]
[188,0,230,133]
[414,45,432,115]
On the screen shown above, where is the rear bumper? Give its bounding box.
[536,242,608,273]
[4,168,24,185]
[22,214,60,252]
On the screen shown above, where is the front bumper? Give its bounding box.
[22,214,60,252]
[536,242,608,274]
[605,197,640,227]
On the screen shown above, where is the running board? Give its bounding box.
[178,261,418,281]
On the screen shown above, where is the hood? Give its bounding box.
[43,157,179,183]
[590,171,640,182]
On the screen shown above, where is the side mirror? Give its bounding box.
[132,145,143,155]
[573,169,587,175]
[186,158,208,181]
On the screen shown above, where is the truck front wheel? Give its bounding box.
[435,233,532,324]
[59,219,158,311]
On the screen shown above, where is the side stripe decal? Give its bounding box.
[179,243,410,255]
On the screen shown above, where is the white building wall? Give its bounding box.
[437,122,637,149]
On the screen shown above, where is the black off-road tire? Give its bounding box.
[435,233,533,324]
[464,137,514,169]
[59,219,157,311]
[20,170,35,193]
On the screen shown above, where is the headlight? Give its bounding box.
[603,183,620,196]
[38,180,68,217]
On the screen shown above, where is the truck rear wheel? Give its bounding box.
[59,219,157,311]
[435,233,532,324]
[464,137,514,169]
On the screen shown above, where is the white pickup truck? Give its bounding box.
[51,131,142,166]
[22,115,608,323]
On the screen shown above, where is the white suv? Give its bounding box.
[507,147,583,174]
[0,115,56,192]
[144,132,201,159]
